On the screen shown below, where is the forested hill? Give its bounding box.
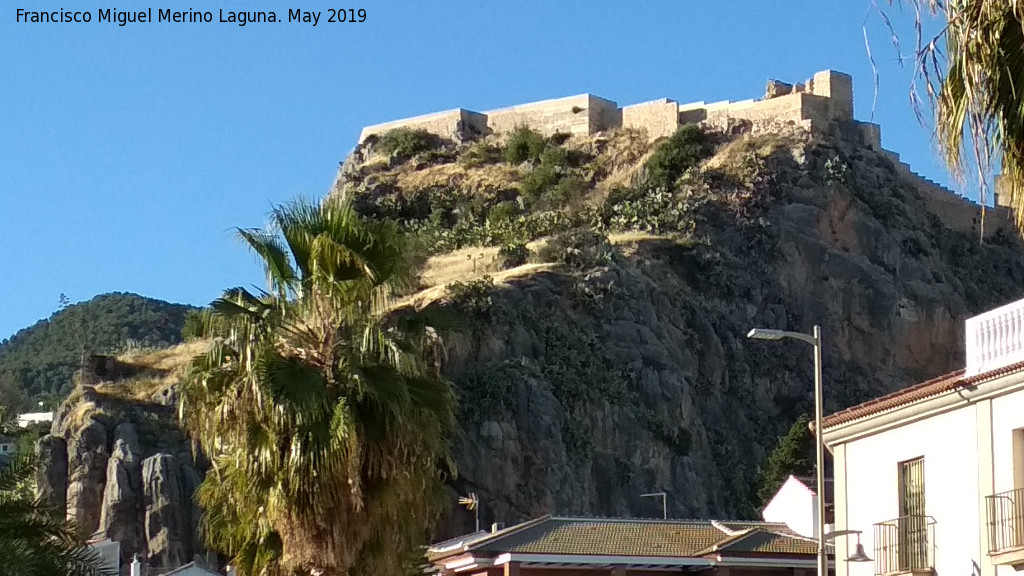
[0,293,193,409]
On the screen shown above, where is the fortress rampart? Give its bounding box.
[355,69,1012,238]
[358,70,862,144]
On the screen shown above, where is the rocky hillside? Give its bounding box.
[340,122,1024,530]
[39,118,1024,566]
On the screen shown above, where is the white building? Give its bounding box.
[86,538,120,575]
[17,411,53,427]
[822,296,1024,576]
[762,475,834,538]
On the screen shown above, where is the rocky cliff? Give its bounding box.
[36,346,209,574]
[40,119,1024,557]
[341,122,1024,534]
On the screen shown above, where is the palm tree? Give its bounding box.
[180,195,456,576]
[0,454,112,576]
[898,1,1024,232]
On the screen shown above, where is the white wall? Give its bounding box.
[988,387,1024,576]
[836,404,981,576]
[763,476,817,538]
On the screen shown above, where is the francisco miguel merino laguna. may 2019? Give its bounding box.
[15,8,368,26]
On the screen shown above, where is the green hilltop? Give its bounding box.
[0,292,194,410]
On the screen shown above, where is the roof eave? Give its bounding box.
[823,365,1024,445]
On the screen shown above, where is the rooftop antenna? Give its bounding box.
[640,492,668,519]
[458,492,480,532]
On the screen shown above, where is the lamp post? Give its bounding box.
[747,325,826,576]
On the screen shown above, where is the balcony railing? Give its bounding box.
[873,516,936,575]
[987,487,1024,553]
[965,297,1024,376]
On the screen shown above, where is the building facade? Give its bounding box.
[822,296,1024,576]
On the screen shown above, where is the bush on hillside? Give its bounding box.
[460,141,503,167]
[541,175,587,209]
[487,201,522,225]
[519,162,562,203]
[644,124,713,190]
[549,131,572,146]
[498,243,531,269]
[377,128,442,162]
[504,126,547,164]
[538,228,614,270]
[519,144,591,206]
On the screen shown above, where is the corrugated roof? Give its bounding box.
[430,516,824,560]
[821,360,1024,430]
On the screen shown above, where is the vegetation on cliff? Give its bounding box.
[180,197,456,576]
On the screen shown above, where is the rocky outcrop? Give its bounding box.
[35,434,67,513]
[38,376,204,573]
[142,454,190,570]
[65,420,108,535]
[98,423,143,566]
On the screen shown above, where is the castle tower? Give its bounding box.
[811,70,854,121]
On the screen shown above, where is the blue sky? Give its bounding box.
[1,1,951,340]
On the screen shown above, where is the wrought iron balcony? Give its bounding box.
[872,516,936,575]
[986,487,1024,554]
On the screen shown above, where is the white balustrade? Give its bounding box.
[966,298,1024,376]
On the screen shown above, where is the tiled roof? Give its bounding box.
[429,516,824,561]
[708,529,819,555]
[821,360,1024,430]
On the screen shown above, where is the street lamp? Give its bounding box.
[747,326,826,576]
[824,529,873,563]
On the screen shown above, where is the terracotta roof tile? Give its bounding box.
[821,360,1024,430]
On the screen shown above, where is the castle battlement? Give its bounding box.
[358,69,862,145]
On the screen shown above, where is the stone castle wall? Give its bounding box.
[358,108,487,144]
[622,98,682,141]
[884,149,1013,237]
[485,94,620,137]
[357,69,855,144]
